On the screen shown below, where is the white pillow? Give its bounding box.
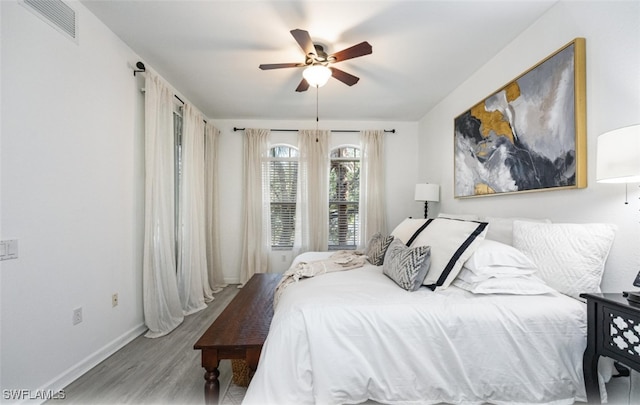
[458,266,535,283]
[390,218,428,244]
[453,273,555,295]
[464,239,537,279]
[512,221,617,299]
[409,217,488,290]
[481,216,551,246]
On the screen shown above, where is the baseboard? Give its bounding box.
[224,276,241,285]
[33,323,147,403]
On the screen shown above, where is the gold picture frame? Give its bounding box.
[454,38,586,198]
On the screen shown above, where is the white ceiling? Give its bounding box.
[81,0,557,121]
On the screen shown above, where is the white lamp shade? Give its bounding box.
[415,183,440,202]
[596,124,640,183]
[303,65,331,87]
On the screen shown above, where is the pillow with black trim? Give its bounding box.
[390,218,428,244]
[409,217,488,290]
[383,238,431,291]
[438,213,479,221]
[364,232,394,265]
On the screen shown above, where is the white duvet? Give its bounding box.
[244,252,608,405]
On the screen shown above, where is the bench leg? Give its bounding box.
[204,366,220,405]
[201,350,220,405]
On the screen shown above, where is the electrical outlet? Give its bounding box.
[72,307,83,325]
[112,293,119,307]
[0,239,18,261]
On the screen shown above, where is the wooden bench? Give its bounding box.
[194,273,281,404]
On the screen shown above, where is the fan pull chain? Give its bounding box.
[625,183,629,204]
[315,85,319,142]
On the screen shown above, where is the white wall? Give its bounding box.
[1,0,145,395]
[417,1,640,293]
[211,119,421,282]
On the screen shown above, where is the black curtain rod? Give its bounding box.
[233,127,395,133]
[136,62,391,133]
[173,95,207,124]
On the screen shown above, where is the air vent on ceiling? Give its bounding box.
[21,0,77,43]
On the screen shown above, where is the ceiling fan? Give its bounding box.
[259,29,372,92]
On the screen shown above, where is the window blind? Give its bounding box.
[329,147,361,249]
[268,146,298,248]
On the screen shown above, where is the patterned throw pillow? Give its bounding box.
[365,232,394,265]
[383,239,431,291]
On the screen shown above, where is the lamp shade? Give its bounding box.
[303,65,331,87]
[415,183,440,202]
[596,124,640,183]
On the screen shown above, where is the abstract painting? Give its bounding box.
[454,38,586,198]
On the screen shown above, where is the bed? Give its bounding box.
[243,216,618,405]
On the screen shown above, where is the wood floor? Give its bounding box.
[59,285,240,405]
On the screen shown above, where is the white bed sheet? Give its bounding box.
[244,252,607,405]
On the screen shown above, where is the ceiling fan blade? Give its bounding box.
[259,63,304,70]
[295,78,310,92]
[329,41,372,63]
[290,29,315,56]
[330,67,360,86]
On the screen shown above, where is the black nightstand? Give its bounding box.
[581,293,640,404]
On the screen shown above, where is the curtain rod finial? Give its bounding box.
[133,61,146,76]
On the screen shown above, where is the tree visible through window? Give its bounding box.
[329,146,360,249]
[173,108,183,259]
[268,145,298,249]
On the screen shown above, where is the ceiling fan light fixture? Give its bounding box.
[303,65,331,88]
[259,29,370,92]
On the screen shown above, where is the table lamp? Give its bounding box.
[414,183,440,219]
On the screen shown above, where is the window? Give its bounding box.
[329,146,360,250]
[268,145,298,249]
